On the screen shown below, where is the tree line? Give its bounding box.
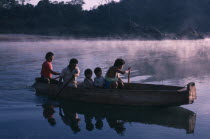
[0,0,210,39]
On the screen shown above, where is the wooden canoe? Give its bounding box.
[33,78,197,107]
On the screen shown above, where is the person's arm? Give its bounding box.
[49,69,60,75]
[73,68,80,77]
[58,69,64,85]
[74,73,79,77]
[116,68,131,75]
[116,69,126,74]
[46,63,60,75]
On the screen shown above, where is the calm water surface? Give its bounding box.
[0,37,210,139]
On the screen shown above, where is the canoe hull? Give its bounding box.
[33,81,196,107]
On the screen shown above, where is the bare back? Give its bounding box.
[106,66,119,78]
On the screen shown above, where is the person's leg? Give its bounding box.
[104,80,111,89]
[117,78,124,89]
[111,81,118,89]
[69,83,77,88]
[41,76,50,84]
[50,79,59,84]
[77,82,82,88]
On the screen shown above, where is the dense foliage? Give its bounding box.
[0,0,209,38]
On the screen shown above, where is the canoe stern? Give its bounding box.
[187,82,197,104]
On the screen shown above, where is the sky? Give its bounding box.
[27,0,120,10]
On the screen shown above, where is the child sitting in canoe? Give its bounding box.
[40,52,60,84]
[94,67,105,88]
[105,58,130,89]
[82,69,94,89]
[59,58,80,88]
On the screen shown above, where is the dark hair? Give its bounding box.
[84,69,92,76]
[69,58,78,65]
[94,67,102,74]
[114,58,125,67]
[45,52,54,60]
[48,118,56,126]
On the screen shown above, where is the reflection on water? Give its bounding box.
[42,104,56,126]
[40,100,196,135]
[59,106,81,133]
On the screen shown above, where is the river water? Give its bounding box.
[0,36,210,139]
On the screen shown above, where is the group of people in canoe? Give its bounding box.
[40,52,131,89]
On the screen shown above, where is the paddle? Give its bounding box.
[55,75,74,98]
[128,70,131,83]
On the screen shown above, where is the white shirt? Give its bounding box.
[82,78,94,88]
[60,67,80,85]
[94,76,105,87]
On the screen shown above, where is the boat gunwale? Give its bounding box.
[34,82,186,93]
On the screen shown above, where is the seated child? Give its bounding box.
[94,67,105,88]
[105,58,130,89]
[82,69,94,89]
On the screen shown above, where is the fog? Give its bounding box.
[1,34,210,86]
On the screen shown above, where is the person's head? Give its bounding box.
[86,123,94,131]
[95,120,103,130]
[69,58,78,69]
[94,67,102,77]
[48,118,56,126]
[45,52,54,62]
[84,69,93,79]
[114,58,125,69]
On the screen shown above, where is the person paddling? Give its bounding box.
[41,52,60,84]
[59,58,80,88]
[105,58,131,89]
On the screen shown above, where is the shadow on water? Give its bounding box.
[40,99,196,135]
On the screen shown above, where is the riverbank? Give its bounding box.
[0,33,205,42]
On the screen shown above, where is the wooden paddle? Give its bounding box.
[128,70,131,83]
[55,75,74,98]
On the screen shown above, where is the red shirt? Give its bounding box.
[41,61,53,78]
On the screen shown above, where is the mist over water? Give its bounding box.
[0,36,210,138]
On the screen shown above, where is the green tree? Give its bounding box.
[0,0,19,9]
